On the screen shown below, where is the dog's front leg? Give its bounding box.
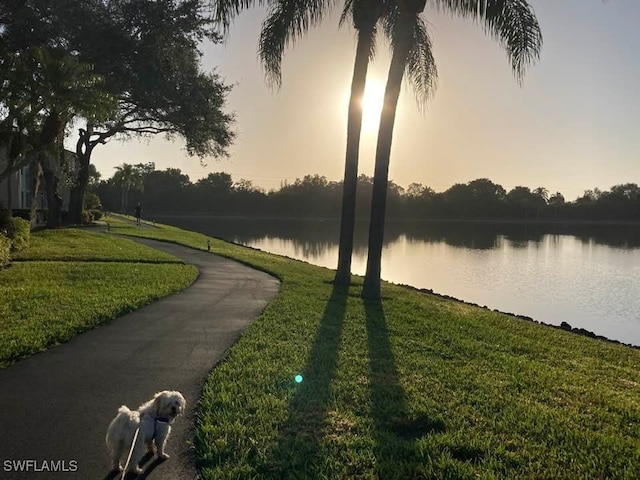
[145,439,155,455]
[155,428,171,460]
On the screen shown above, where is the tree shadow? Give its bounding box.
[261,284,349,477]
[364,298,446,477]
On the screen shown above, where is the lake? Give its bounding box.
[154,215,640,346]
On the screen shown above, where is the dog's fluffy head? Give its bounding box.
[152,390,186,421]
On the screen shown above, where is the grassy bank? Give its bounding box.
[109,221,640,479]
[0,228,197,367]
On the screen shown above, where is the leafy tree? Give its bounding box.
[442,183,473,217]
[0,46,116,226]
[548,192,565,206]
[196,172,234,193]
[362,0,542,298]
[66,0,235,223]
[597,183,640,220]
[467,178,507,217]
[87,164,101,189]
[506,186,536,218]
[354,174,375,219]
[1,0,235,225]
[234,178,262,193]
[140,168,191,213]
[233,179,267,213]
[548,191,565,219]
[192,172,235,212]
[271,174,341,217]
[404,182,436,218]
[576,188,602,204]
[609,183,640,201]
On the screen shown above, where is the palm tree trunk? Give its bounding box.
[334,27,374,285]
[362,37,412,299]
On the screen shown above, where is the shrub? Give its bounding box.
[0,233,10,268]
[84,191,101,210]
[88,209,103,221]
[5,217,30,252]
[80,210,94,224]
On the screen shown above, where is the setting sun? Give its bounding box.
[360,78,385,133]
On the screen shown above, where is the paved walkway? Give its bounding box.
[0,237,280,479]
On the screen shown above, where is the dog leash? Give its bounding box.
[120,427,140,479]
[119,417,167,478]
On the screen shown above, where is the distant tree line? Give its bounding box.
[96,164,640,222]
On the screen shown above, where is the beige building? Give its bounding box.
[0,166,45,211]
[0,150,75,216]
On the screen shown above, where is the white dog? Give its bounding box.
[106,390,186,475]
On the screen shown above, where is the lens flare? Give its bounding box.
[294,374,303,384]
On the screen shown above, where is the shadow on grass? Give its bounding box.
[364,298,446,478]
[260,284,349,477]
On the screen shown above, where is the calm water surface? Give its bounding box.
[155,216,640,346]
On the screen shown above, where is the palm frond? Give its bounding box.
[339,0,354,27]
[213,0,267,34]
[367,22,378,60]
[340,0,382,61]
[380,3,437,108]
[380,1,401,48]
[259,0,335,87]
[428,0,542,81]
[405,18,438,110]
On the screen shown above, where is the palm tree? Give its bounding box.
[113,163,144,213]
[214,0,390,285]
[532,186,549,218]
[335,1,385,285]
[533,186,549,203]
[362,0,543,299]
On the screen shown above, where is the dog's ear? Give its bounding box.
[153,392,164,417]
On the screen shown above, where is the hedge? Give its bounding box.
[6,217,30,252]
[0,234,10,268]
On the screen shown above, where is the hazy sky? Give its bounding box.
[89,0,640,200]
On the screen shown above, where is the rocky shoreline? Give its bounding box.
[402,284,639,350]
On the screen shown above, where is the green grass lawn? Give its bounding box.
[109,221,640,479]
[12,227,181,262]
[0,228,197,367]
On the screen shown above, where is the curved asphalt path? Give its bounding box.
[0,236,280,479]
